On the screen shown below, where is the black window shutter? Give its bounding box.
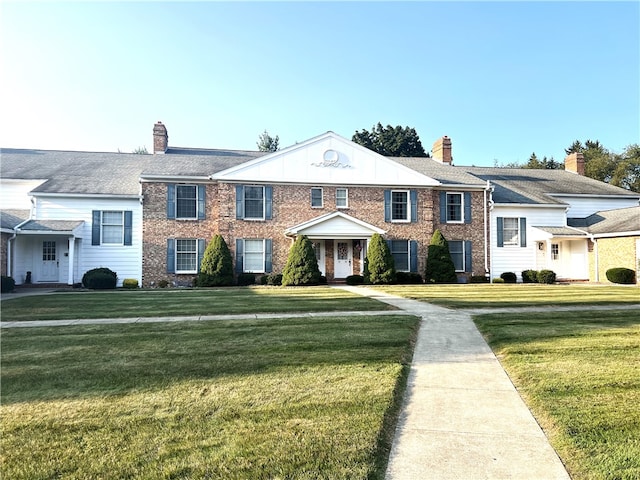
[520,218,527,247]
[464,192,472,224]
[410,190,417,223]
[197,185,206,220]
[92,210,101,245]
[464,241,472,273]
[265,239,273,273]
[167,239,175,273]
[236,185,244,219]
[197,239,206,273]
[384,190,391,222]
[497,217,504,247]
[235,239,244,273]
[124,211,132,246]
[410,240,418,272]
[167,184,175,219]
[265,186,273,220]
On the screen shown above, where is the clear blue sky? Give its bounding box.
[2,1,638,166]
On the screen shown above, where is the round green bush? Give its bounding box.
[521,270,539,283]
[267,273,283,286]
[492,278,505,283]
[500,272,517,283]
[470,275,489,283]
[82,267,117,289]
[537,269,557,284]
[346,275,364,286]
[122,278,139,289]
[237,273,256,286]
[606,267,636,284]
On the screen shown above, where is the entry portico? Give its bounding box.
[285,211,386,279]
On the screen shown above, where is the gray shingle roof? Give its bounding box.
[0,210,30,230]
[568,206,640,234]
[18,219,84,232]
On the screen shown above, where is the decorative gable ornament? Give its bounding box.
[311,149,353,169]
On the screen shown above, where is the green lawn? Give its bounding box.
[374,284,640,308]
[474,309,640,480]
[1,314,419,479]
[1,286,395,321]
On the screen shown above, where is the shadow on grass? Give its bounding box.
[1,315,419,406]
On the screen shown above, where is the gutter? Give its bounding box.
[485,180,494,280]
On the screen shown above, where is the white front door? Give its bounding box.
[334,241,352,278]
[41,240,59,282]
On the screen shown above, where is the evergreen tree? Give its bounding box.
[364,233,396,284]
[424,229,457,284]
[281,235,321,286]
[197,234,234,286]
[257,130,280,152]
[352,123,428,157]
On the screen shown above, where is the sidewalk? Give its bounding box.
[335,286,570,480]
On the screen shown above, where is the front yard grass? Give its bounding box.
[1,314,419,480]
[1,286,395,321]
[375,284,640,308]
[474,309,640,480]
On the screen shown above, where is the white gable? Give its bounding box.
[285,211,386,239]
[212,132,440,187]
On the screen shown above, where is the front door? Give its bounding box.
[334,241,352,279]
[41,240,59,282]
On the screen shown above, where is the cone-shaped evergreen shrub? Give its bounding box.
[197,234,234,286]
[424,229,457,283]
[281,235,321,286]
[365,233,396,284]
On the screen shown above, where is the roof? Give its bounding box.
[1,210,30,230]
[18,219,84,233]
[568,206,640,234]
[531,226,587,236]
[0,147,264,195]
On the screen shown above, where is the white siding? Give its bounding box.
[490,206,565,280]
[0,179,45,209]
[12,196,143,286]
[552,196,639,218]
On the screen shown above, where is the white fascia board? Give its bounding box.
[592,231,640,239]
[549,193,640,200]
[434,184,487,191]
[139,175,211,183]
[31,192,141,200]
[492,203,568,209]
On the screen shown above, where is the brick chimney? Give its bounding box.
[432,136,452,164]
[153,121,168,154]
[565,152,585,175]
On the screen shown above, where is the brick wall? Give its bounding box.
[0,232,9,277]
[141,181,488,286]
[590,236,639,283]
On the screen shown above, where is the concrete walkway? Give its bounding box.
[335,286,571,480]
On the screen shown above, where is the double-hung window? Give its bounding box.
[92,210,132,246]
[236,185,273,220]
[167,184,206,220]
[497,217,527,247]
[176,239,198,273]
[390,240,409,271]
[440,191,471,224]
[311,188,323,208]
[448,240,472,272]
[446,193,462,222]
[391,191,409,221]
[236,238,273,273]
[336,188,348,208]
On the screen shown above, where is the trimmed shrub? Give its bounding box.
[82,267,117,289]
[345,275,364,286]
[1,276,16,293]
[365,233,396,284]
[197,235,234,287]
[470,275,489,283]
[260,275,269,285]
[537,269,557,284]
[237,273,256,286]
[522,270,539,283]
[424,230,457,284]
[122,278,139,289]
[267,273,283,286]
[319,275,327,285]
[606,267,636,284]
[500,272,517,283]
[492,278,505,283]
[157,279,169,288]
[396,272,423,284]
[282,235,322,286]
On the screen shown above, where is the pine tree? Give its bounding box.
[281,235,321,286]
[365,233,396,284]
[197,235,234,286]
[424,229,457,283]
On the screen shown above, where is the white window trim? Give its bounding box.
[101,211,124,245]
[391,190,411,223]
[175,238,198,274]
[551,243,560,261]
[244,238,266,273]
[244,185,266,221]
[311,187,323,208]
[176,184,198,220]
[446,192,464,224]
[336,188,349,209]
[502,218,520,247]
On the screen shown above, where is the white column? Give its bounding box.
[67,236,75,285]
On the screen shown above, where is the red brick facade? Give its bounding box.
[141,181,488,286]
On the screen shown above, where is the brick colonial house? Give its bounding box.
[141,123,488,286]
[1,121,638,287]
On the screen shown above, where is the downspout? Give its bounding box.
[485,180,494,280]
